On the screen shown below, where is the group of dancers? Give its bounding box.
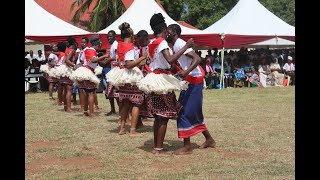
[41,13,216,155]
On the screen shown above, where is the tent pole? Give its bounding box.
[219,34,225,89]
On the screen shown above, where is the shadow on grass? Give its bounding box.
[137,139,199,153]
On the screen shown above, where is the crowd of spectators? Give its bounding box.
[197,47,295,89]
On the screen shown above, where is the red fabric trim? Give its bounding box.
[153,69,173,75]
[148,38,164,59]
[56,52,65,64]
[144,64,152,72]
[178,124,208,138]
[184,65,205,84]
[84,48,96,64]
[117,42,134,62]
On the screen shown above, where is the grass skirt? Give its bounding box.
[106,67,143,88]
[137,73,188,94]
[70,67,100,86]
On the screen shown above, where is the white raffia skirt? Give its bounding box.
[137,73,189,94]
[69,66,100,86]
[94,65,103,76]
[54,64,74,79]
[40,64,50,73]
[106,67,144,88]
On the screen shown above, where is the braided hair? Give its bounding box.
[150,13,167,36]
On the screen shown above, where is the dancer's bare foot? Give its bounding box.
[119,128,126,135]
[199,139,216,149]
[174,146,193,155]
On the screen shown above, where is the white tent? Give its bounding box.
[98,0,222,48]
[98,0,205,35]
[203,0,295,48]
[25,0,90,36]
[25,0,91,45]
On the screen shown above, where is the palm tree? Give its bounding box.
[70,0,126,32]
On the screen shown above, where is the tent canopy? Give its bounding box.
[98,0,222,48]
[204,0,295,48]
[25,0,91,44]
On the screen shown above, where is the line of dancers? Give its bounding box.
[41,13,216,155]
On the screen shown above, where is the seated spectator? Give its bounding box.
[204,56,218,89]
[35,50,46,65]
[282,56,295,85]
[258,57,272,87]
[270,57,285,86]
[25,50,36,64]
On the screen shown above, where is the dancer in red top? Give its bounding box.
[70,35,109,118]
[108,22,147,136]
[137,13,193,154]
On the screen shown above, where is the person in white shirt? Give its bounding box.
[282,56,295,85]
[112,22,147,136]
[166,23,216,155]
[46,44,59,100]
[104,30,120,116]
[25,50,36,65]
[36,49,46,63]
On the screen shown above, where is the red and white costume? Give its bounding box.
[69,47,100,89]
[137,38,186,119]
[137,38,188,94]
[56,48,75,85]
[105,42,144,88]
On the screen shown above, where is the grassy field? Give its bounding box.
[25,86,295,180]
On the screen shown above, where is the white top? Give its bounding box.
[149,40,172,71]
[173,38,202,77]
[48,53,58,65]
[283,63,295,72]
[56,55,64,66]
[124,49,136,61]
[110,40,118,58]
[76,49,85,65]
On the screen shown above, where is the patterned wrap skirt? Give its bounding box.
[117,84,144,106]
[78,80,97,90]
[45,73,58,83]
[59,76,74,85]
[177,82,208,138]
[140,91,182,119]
[105,82,119,98]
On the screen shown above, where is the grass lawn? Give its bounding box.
[25,86,295,179]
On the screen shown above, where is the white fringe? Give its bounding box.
[137,73,189,94]
[106,67,144,88]
[69,67,100,86]
[40,64,50,73]
[47,67,60,78]
[54,64,74,78]
[94,65,103,75]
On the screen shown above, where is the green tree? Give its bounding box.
[162,0,294,29]
[70,0,125,32]
[260,0,295,26]
[159,0,184,20]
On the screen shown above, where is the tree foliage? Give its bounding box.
[70,0,125,32]
[159,0,295,29]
